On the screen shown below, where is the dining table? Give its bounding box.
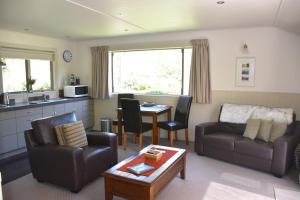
[116,104,172,145]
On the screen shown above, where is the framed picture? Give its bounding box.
[235,57,255,87]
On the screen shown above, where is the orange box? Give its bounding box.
[145,150,163,161]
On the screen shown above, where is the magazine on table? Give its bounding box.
[127,163,155,175]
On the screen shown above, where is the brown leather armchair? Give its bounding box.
[24,112,118,192]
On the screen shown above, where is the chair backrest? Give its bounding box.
[117,93,134,108]
[174,95,193,126]
[31,112,77,145]
[120,98,142,133]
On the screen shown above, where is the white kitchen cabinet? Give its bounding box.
[54,104,65,116]
[0,98,94,156]
[17,132,26,148]
[42,105,55,117]
[0,118,17,137]
[0,134,18,154]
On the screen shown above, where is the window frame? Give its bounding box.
[110,47,191,95]
[0,58,54,93]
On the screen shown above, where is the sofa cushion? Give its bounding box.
[269,122,287,142]
[218,122,246,135]
[257,119,272,142]
[243,119,261,140]
[62,121,88,148]
[32,112,77,145]
[204,132,242,151]
[235,138,273,160]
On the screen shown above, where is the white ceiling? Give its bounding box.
[0,0,299,40]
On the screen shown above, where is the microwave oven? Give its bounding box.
[64,85,88,97]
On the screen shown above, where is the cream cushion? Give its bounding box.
[257,120,273,142]
[243,119,261,140]
[269,122,287,142]
[55,125,66,145]
[55,121,88,148]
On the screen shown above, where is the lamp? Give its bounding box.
[241,42,248,54]
[0,60,6,66]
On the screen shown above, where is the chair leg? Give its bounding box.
[139,133,143,149]
[157,128,160,145]
[185,128,189,145]
[123,131,127,150]
[169,131,174,147]
[112,125,117,134]
[175,131,178,141]
[133,132,137,144]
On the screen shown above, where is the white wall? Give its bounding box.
[77,26,300,93]
[74,26,300,141]
[0,29,79,90]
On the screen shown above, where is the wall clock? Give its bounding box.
[63,50,72,62]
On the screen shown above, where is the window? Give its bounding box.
[111,48,191,95]
[0,47,54,93]
[30,59,52,91]
[2,58,27,92]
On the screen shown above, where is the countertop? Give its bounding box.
[0,97,91,112]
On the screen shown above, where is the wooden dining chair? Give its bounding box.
[120,98,152,150]
[112,93,134,133]
[157,95,192,146]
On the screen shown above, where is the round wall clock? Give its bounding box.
[63,50,72,62]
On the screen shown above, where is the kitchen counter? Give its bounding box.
[0,97,91,112]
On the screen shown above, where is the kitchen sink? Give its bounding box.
[29,98,68,104]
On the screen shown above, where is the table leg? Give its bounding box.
[152,114,158,144]
[180,154,186,180]
[104,178,113,200]
[117,110,123,145]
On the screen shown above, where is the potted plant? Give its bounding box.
[27,78,36,92]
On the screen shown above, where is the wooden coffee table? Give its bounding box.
[103,145,186,200]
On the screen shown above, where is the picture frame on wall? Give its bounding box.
[235,57,255,87]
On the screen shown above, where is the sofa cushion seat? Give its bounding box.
[204,132,242,151]
[235,138,273,160]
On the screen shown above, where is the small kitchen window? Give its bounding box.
[0,47,55,93]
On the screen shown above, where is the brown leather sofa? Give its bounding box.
[24,112,118,192]
[195,114,300,177]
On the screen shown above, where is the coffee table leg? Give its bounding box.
[180,154,186,179]
[104,177,113,200]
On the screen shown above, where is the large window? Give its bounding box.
[111,48,191,95]
[0,47,54,93]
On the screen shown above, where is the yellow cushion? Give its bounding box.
[269,122,287,142]
[62,121,88,148]
[243,119,261,140]
[55,125,66,145]
[256,120,273,142]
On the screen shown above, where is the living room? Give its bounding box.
[1,0,300,199]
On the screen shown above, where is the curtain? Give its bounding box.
[91,46,109,99]
[189,39,211,104]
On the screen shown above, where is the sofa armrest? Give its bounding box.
[195,122,218,155]
[30,145,84,191]
[86,132,118,164]
[271,122,300,177]
[87,132,117,147]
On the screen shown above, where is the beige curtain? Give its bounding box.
[91,46,109,99]
[189,39,211,104]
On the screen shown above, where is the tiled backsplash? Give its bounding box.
[7,91,58,103]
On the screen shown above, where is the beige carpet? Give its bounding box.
[2,141,300,200]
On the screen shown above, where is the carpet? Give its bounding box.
[2,142,300,200]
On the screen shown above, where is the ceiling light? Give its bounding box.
[217,1,225,4]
